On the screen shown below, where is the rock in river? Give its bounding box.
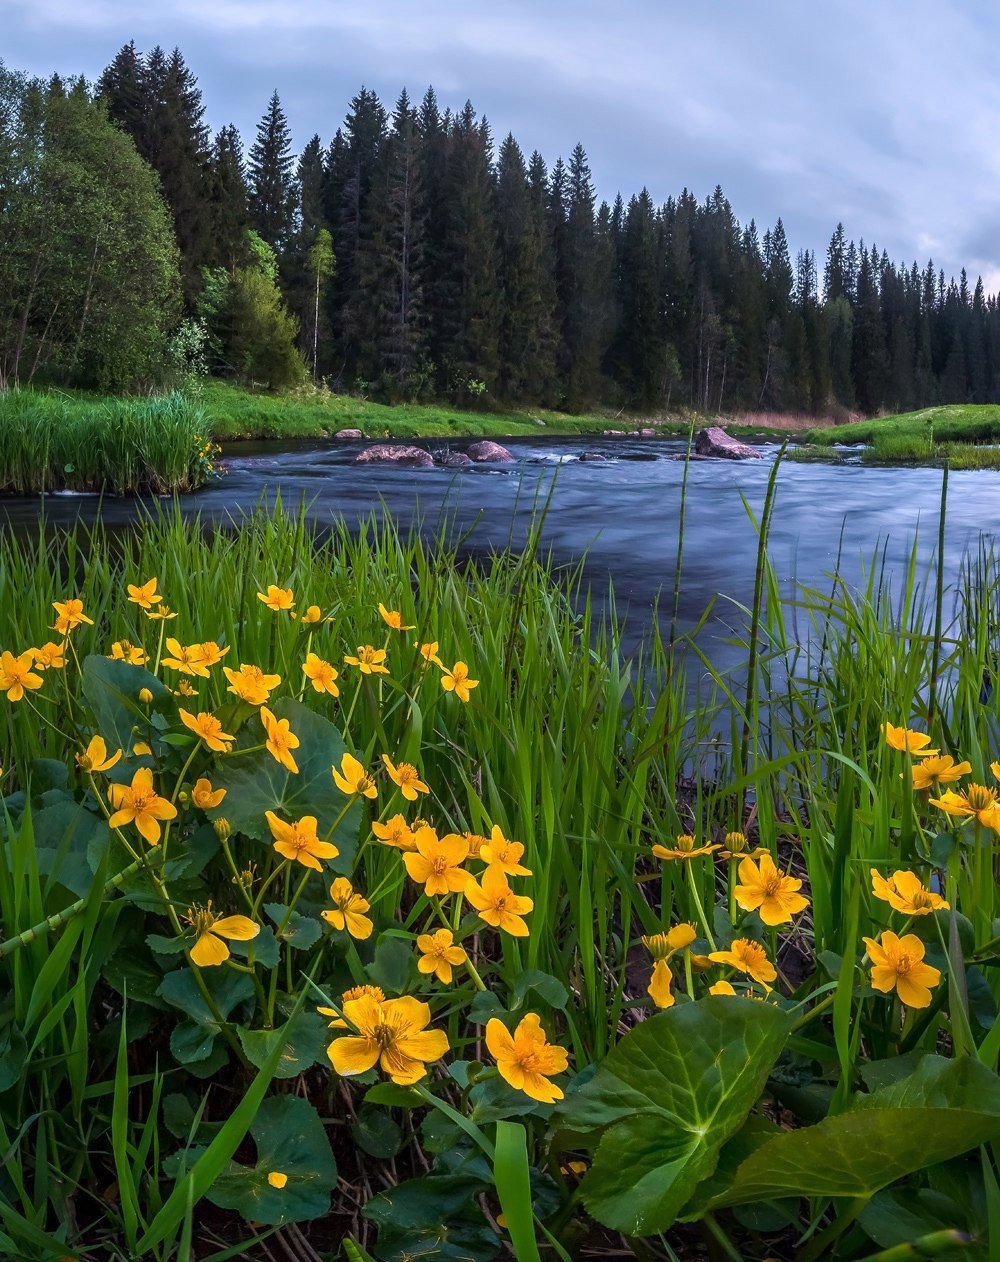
[440,452,473,468]
[579,451,607,462]
[354,443,434,468]
[334,427,363,440]
[466,440,514,462]
[694,426,763,460]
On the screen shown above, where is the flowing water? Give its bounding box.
[3,435,997,673]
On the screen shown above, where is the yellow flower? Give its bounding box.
[379,604,415,631]
[224,663,281,705]
[651,833,719,861]
[33,641,66,670]
[318,985,385,1029]
[642,924,698,961]
[76,735,123,774]
[929,784,1000,827]
[883,722,938,757]
[403,828,470,896]
[175,678,197,698]
[162,639,210,678]
[463,830,489,858]
[191,777,226,809]
[144,605,178,622]
[734,852,809,926]
[267,1172,288,1189]
[303,652,339,696]
[332,752,377,798]
[344,645,389,675]
[197,641,230,668]
[179,708,235,753]
[127,578,162,609]
[911,755,972,791]
[416,928,467,984]
[479,824,532,876]
[440,661,478,702]
[863,931,941,1009]
[381,754,428,801]
[465,864,533,935]
[870,869,949,916]
[0,650,43,702]
[108,767,177,845]
[133,741,152,756]
[260,707,300,774]
[647,959,675,1008]
[327,992,449,1084]
[109,640,147,665]
[418,641,443,667]
[186,902,259,966]
[52,598,93,634]
[301,605,323,624]
[258,585,294,612]
[708,938,778,985]
[265,810,339,871]
[486,1013,568,1103]
[138,687,154,704]
[322,877,373,939]
[709,980,737,996]
[372,814,415,850]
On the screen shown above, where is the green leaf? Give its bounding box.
[0,1024,27,1093]
[264,902,322,950]
[366,936,413,994]
[708,1054,1000,1208]
[204,1095,337,1225]
[362,1172,498,1261]
[80,654,169,750]
[364,1082,424,1109]
[209,698,361,871]
[237,1011,328,1080]
[511,970,568,1011]
[352,1106,402,1158]
[558,998,792,1236]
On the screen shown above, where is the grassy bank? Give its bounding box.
[1,482,1000,1258]
[806,402,1000,447]
[0,390,217,493]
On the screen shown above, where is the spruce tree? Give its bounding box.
[247,91,296,252]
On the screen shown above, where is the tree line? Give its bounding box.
[4,42,1000,415]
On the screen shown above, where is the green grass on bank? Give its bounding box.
[807,402,1000,446]
[0,390,214,494]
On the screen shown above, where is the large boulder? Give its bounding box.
[694,426,763,460]
[334,428,363,440]
[354,443,434,468]
[466,440,514,462]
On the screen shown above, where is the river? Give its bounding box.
[2,435,995,673]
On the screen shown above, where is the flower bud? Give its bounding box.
[213,817,232,842]
[138,688,153,704]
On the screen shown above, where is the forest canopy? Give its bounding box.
[2,43,999,414]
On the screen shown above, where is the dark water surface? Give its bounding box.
[4,435,999,672]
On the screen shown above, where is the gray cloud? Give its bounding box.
[5,0,999,287]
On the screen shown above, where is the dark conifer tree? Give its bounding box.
[247,91,296,252]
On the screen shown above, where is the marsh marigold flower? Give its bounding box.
[709,938,777,985]
[301,605,323,624]
[403,828,470,896]
[465,864,533,935]
[76,735,122,774]
[378,604,414,631]
[440,661,478,702]
[883,723,938,757]
[224,663,281,705]
[381,754,428,801]
[911,755,971,791]
[127,578,162,609]
[322,877,373,939]
[642,933,688,1009]
[144,604,178,622]
[191,777,226,809]
[480,825,532,876]
[416,928,467,984]
[418,641,443,667]
[179,708,235,753]
[709,980,737,996]
[133,740,152,756]
[265,810,338,871]
[109,640,147,666]
[327,992,449,1085]
[197,641,230,668]
[317,985,385,1030]
[929,783,1000,827]
[303,652,339,696]
[652,833,719,861]
[486,1013,569,1103]
[162,640,209,678]
[344,645,389,675]
[260,707,300,774]
[734,852,809,926]
[0,651,43,702]
[372,814,415,850]
[332,752,377,798]
[258,585,294,612]
[108,767,177,845]
[52,598,93,634]
[863,931,941,1009]
[33,641,66,670]
[870,868,949,915]
[186,902,259,966]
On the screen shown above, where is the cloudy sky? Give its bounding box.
[6,0,998,288]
